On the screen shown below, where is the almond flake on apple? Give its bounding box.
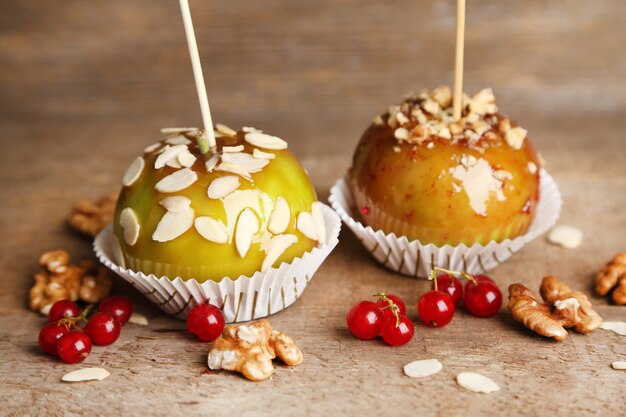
[297,211,318,241]
[165,135,192,146]
[120,207,140,246]
[223,145,244,153]
[268,196,290,234]
[152,207,195,242]
[222,152,269,173]
[177,148,196,168]
[144,143,162,153]
[215,161,253,182]
[215,123,237,137]
[253,148,276,160]
[154,168,198,193]
[195,216,229,244]
[160,127,199,135]
[235,208,259,258]
[261,234,298,272]
[154,144,188,169]
[205,154,220,172]
[159,196,192,213]
[244,131,288,150]
[207,175,240,199]
[122,156,145,187]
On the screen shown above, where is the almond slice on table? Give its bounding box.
[62,367,110,382]
[599,321,626,336]
[144,143,162,153]
[235,208,259,258]
[120,207,140,246]
[456,372,500,394]
[268,196,290,234]
[311,202,326,244]
[612,361,626,370]
[122,156,145,187]
[152,207,195,242]
[195,216,229,244]
[403,359,443,378]
[547,225,583,249]
[215,161,253,182]
[208,176,240,199]
[154,168,198,193]
[253,149,276,160]
[161,127,199,135]
[261,234,298,272]
[154,144,188,169]
[244,131,288,150]
[205,154,220,172]
[297,211,318,241]
[165,135,192,146]
[222,152,270,173]
[223,145,244,153]
[177,149,197,168]
[215,123,237,137]
[159,196,192,213]
[128,313,149,326]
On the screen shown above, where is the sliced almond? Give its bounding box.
[62,367,110,383]
[165,158,182,169]
[493,169,513,182]
[205,154,220,172]
[208,176,240,199]
[165,135,192,145]
[152,207,195,242]
[155,144,188,169]
[195,216,229,244]
[612,361,626,370]
[128,313,149,326]
[456,372,500,393]
[122,156,145,187]
[253,148,276,160]
[547,225,583,249]
[261,234,298,272]
[215,161,253,182]
[599,321,626,336]
[235,208,259,258]
[244,131,288,150]
[222,152,269,173]
[504,127,527,150]
[268,196,290,234]
[159,196,192,213]
[177,148,197,168]
[215,123,237,137]
[297,211,318,241]
[120,207,140,246]
[242,126,260,133]
[144,142,162,153]
[160,127,198,135]
[403,359,443,378]
[154,168,198,193]
[223,145,244,153]
[311,202,326,244]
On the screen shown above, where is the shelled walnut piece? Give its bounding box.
[508,275,603,341]
[595,253,626,305]
[67,192,118,237]
[29,250,113,314]
[208,320,303,381]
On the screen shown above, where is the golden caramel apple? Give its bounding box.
[114,126,326,282]
[350,87,540,247]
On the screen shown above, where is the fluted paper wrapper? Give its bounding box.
[329,169,561,277]
[94,204,341,322]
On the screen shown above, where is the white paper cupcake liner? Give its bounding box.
[94,204,341,323]
[329,169,561,277]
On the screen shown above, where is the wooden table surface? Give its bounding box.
[1,1,625,416]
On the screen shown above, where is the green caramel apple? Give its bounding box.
[350,86,541,247]
[114,126,326,282]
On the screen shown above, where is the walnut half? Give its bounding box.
[595,253,626,305]
[67,192,118,237]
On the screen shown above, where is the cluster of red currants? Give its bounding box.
[418,268,503,327]
[186,303,225,342]
[38,296,132,364]
[346,292,414,346]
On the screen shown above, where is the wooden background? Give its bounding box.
[1,1,625,416]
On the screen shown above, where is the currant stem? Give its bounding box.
[374,291,400,328]
[429,267,476,285]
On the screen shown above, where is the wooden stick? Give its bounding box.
[452,0,466,121]
[179,0,216,153]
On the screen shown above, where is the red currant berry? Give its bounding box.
[84,312,121,346]
[380,314,414,346]
[38,322,71,355]
[57,331,92,364]
[346,301,383,340]
[431,275,463,306]
[99,296,133,325]
[48,300,81,323]
[464,274,494,291]
[375,294,407,319]
[464,280,502,317]
[417,291,455,327]
[187,304,225,342]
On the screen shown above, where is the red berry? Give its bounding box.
[57,331,92,364]
[431,275,463,306]
[38,322,71,355]
[417,290,455,327]
[464,280,502,317]
[84,312,121,346]
[380,314,414,346]
[99,296,133,325]
[375,294,407,319]
[346,301,383,340]
[48,300,81,323]
[187,304,225,342]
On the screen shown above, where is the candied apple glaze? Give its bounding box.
[350,86,542,246]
